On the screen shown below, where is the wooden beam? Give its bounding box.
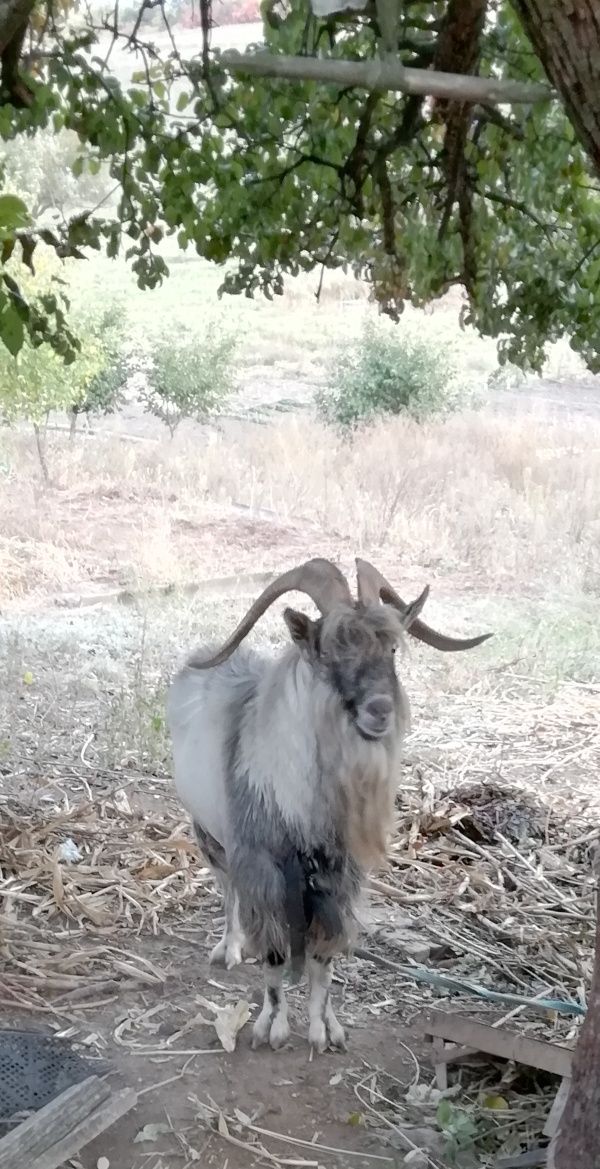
[422,1009,573,1078]
[0,1076,137,1169]
[221,50,551,105]
[544,1078,570,1139]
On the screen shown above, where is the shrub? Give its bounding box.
[0,278,129,477]
[316,319,467,429]
[141,326,236,437]
[68,303,128,433]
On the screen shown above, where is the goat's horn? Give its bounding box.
[355,558,493,652]
[192,559,353,669]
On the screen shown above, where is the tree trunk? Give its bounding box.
[32,422,50,484]
[511,0,600,178]
[550,878,600,1168]
[69,410,78,441]
[0,0,35,106]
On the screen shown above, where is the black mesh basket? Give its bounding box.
[0,1029,102,1134]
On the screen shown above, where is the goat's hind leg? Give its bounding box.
[210,876,245,969]
[252,952,290,1050]
[307,956,346,1053]
[193,821,245,969]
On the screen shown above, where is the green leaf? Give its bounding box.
[482,1094,509,1111]
[0,194,30,234]
[0,303,24,356]
[436,1099,453,1129]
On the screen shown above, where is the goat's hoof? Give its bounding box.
[327,1016,347,1051]
[252,1014,272,1049]
[269,1014,290,1050]
[209,939,227,966]
[308,1020,328,1054]
[225,944,244,970]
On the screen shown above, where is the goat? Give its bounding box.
[168,558,491,1051]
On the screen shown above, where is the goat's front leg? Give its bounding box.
[252,952,290,1050]
[307,956,346,1053]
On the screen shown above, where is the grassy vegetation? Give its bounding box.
[316,317,472,427]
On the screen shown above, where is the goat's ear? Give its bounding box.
[283,607,314,647]
[400,585,430,632]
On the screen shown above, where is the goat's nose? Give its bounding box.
[364,696,393,722]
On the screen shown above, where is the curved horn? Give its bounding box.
[355,558,492,652]
[193,559,353,669]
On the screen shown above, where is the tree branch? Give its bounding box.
[482,187,558,235]
[221,50,552,105]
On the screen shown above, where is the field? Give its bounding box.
[1,247,600,1168]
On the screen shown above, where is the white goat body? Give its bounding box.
[168,558,491,1050]
[169,641,404,869]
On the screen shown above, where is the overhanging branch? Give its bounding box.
[221,50,551,106]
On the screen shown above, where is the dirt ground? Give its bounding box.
[0,762,447,1169]
[1,584,597,1168]
[80,943,429,1169]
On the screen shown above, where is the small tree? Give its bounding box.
[67,303,128,437]
[0,130,112,223]
[141,327,236,438]
[316,320,469,431]
[0,340,76,481]
[0,278,123,478]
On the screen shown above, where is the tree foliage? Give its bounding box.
[141,327,236,436]
[0,128,112,221]
[316,319,466,429]
[0,258,129,478]
[0,0,599,370]
[68,300,128,422]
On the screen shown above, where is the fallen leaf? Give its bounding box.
[482,1093,509,1110]
[196,995,251,1052]
[134,1123,171,1143]
[23,671,34,685]
[329,1071,343,1086]
[218,1112,230,1138]
[214,1000,251,1052]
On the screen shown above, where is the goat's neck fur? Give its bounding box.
[237,647,408,870]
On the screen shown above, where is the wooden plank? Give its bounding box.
[222,50,551,104]
[29,1087,137,1169]
[430,1041,478,1066]
[543,1078,570,1140]
[0,1077,110,1168]
[0,1076,137,1169]
[422,1009,573,1078]
[431,1036,448,1091]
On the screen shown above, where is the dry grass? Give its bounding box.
[0,712,598,1163]
[1,407,599,607]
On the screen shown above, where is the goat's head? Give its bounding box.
[193,558,492,742]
